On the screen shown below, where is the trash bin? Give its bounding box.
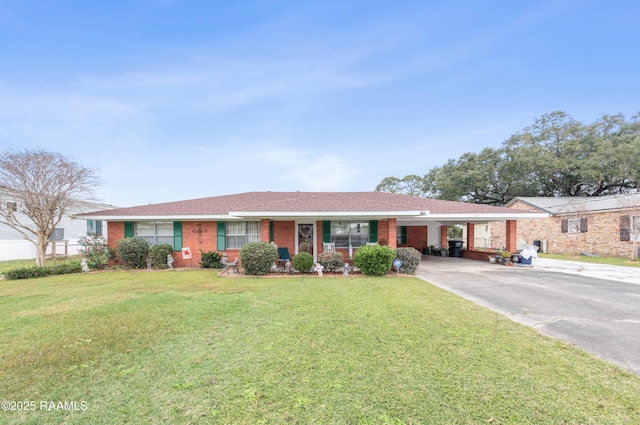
[519,256,532,265]
[448,240,463,257]
[519,244,539,265]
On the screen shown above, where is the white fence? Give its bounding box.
[0,239,83,261]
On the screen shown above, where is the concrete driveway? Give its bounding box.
[415,256,640,375]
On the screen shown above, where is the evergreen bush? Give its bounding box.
[149,244,174,269]
[318,251,344,272]
[116,238,150,269]
[199,250,222,268]
[293,252,314,273]
[4,262,82,280]
[353,244,395,276]
[50,262,83,275]
[239,241,278,276]
[394,247,422,274]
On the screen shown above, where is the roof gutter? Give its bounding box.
[73,214,244,221]
[423,212,549,220]
[229,210,429,218]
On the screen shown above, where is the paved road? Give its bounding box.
[415,256,640,375]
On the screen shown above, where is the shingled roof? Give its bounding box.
[78,192,547,223]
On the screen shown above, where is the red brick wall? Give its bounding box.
[406,226,427,251]
[272,221,295,253]
[387,218,397,249]
[466,223,475,250]
[440,226,448,248]
[377,219,389,246]
[107,221,124,250]
[178,222,218,267]
[108,218,438,268]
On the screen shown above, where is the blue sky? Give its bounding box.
[1,0,638,207]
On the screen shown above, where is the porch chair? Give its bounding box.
[322,242,335,252]
[277,247,292,272]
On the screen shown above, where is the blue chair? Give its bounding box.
[277,247,291,272]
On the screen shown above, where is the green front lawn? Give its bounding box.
[1,271,638,424]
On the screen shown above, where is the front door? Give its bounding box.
[297,223,315,258]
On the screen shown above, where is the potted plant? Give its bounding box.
[495,250,512,265]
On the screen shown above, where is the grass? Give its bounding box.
[1,270,639,424]
[538,252,640,267]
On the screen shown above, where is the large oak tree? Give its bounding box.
[376,112,640,205]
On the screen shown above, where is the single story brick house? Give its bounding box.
[489,194,640,257]
[77,191,547,267]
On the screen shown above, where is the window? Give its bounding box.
[226,221,260,249]
[562,218,587,234]
[632,215,640,234]
[331,221,369,248]
[397,226,407,245]
[87,220,103,236]
[50,228,64,240]
[6,202,17,213]
[135,222,174,246]
[567,219,581,234]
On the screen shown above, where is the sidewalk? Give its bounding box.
[532,257,640,285]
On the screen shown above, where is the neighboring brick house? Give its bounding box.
[78,191,547,267]
[489,194,640,257]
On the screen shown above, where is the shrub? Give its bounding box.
[149,244,174,269]
[4,262,82,280]
[318,251,344,272]
[240,241,278,276]
[50,262,83,275]
[353,244,396,276]
[394,247,422,274]
[199,250,222,268]
[116,238,150,269]
[293,252,314,273]
[4,266,50,280]
[78,235,109,270]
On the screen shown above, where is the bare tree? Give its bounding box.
[0,150,100,266]
[560,199,590,256]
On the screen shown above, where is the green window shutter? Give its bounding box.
[173,222,182,251]
[400,226,407,245]
[369,220,378,243]
[217,222,226,251]
[322,221,331,243]
[269,220,274,243]
[124,222,134,238]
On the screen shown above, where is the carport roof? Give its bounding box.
[77,191,548,222]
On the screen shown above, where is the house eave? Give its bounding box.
[75,214,243,221]
[420,212,550,221]
[229,210,430,219]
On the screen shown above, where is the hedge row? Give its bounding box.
[4,262,83,280]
